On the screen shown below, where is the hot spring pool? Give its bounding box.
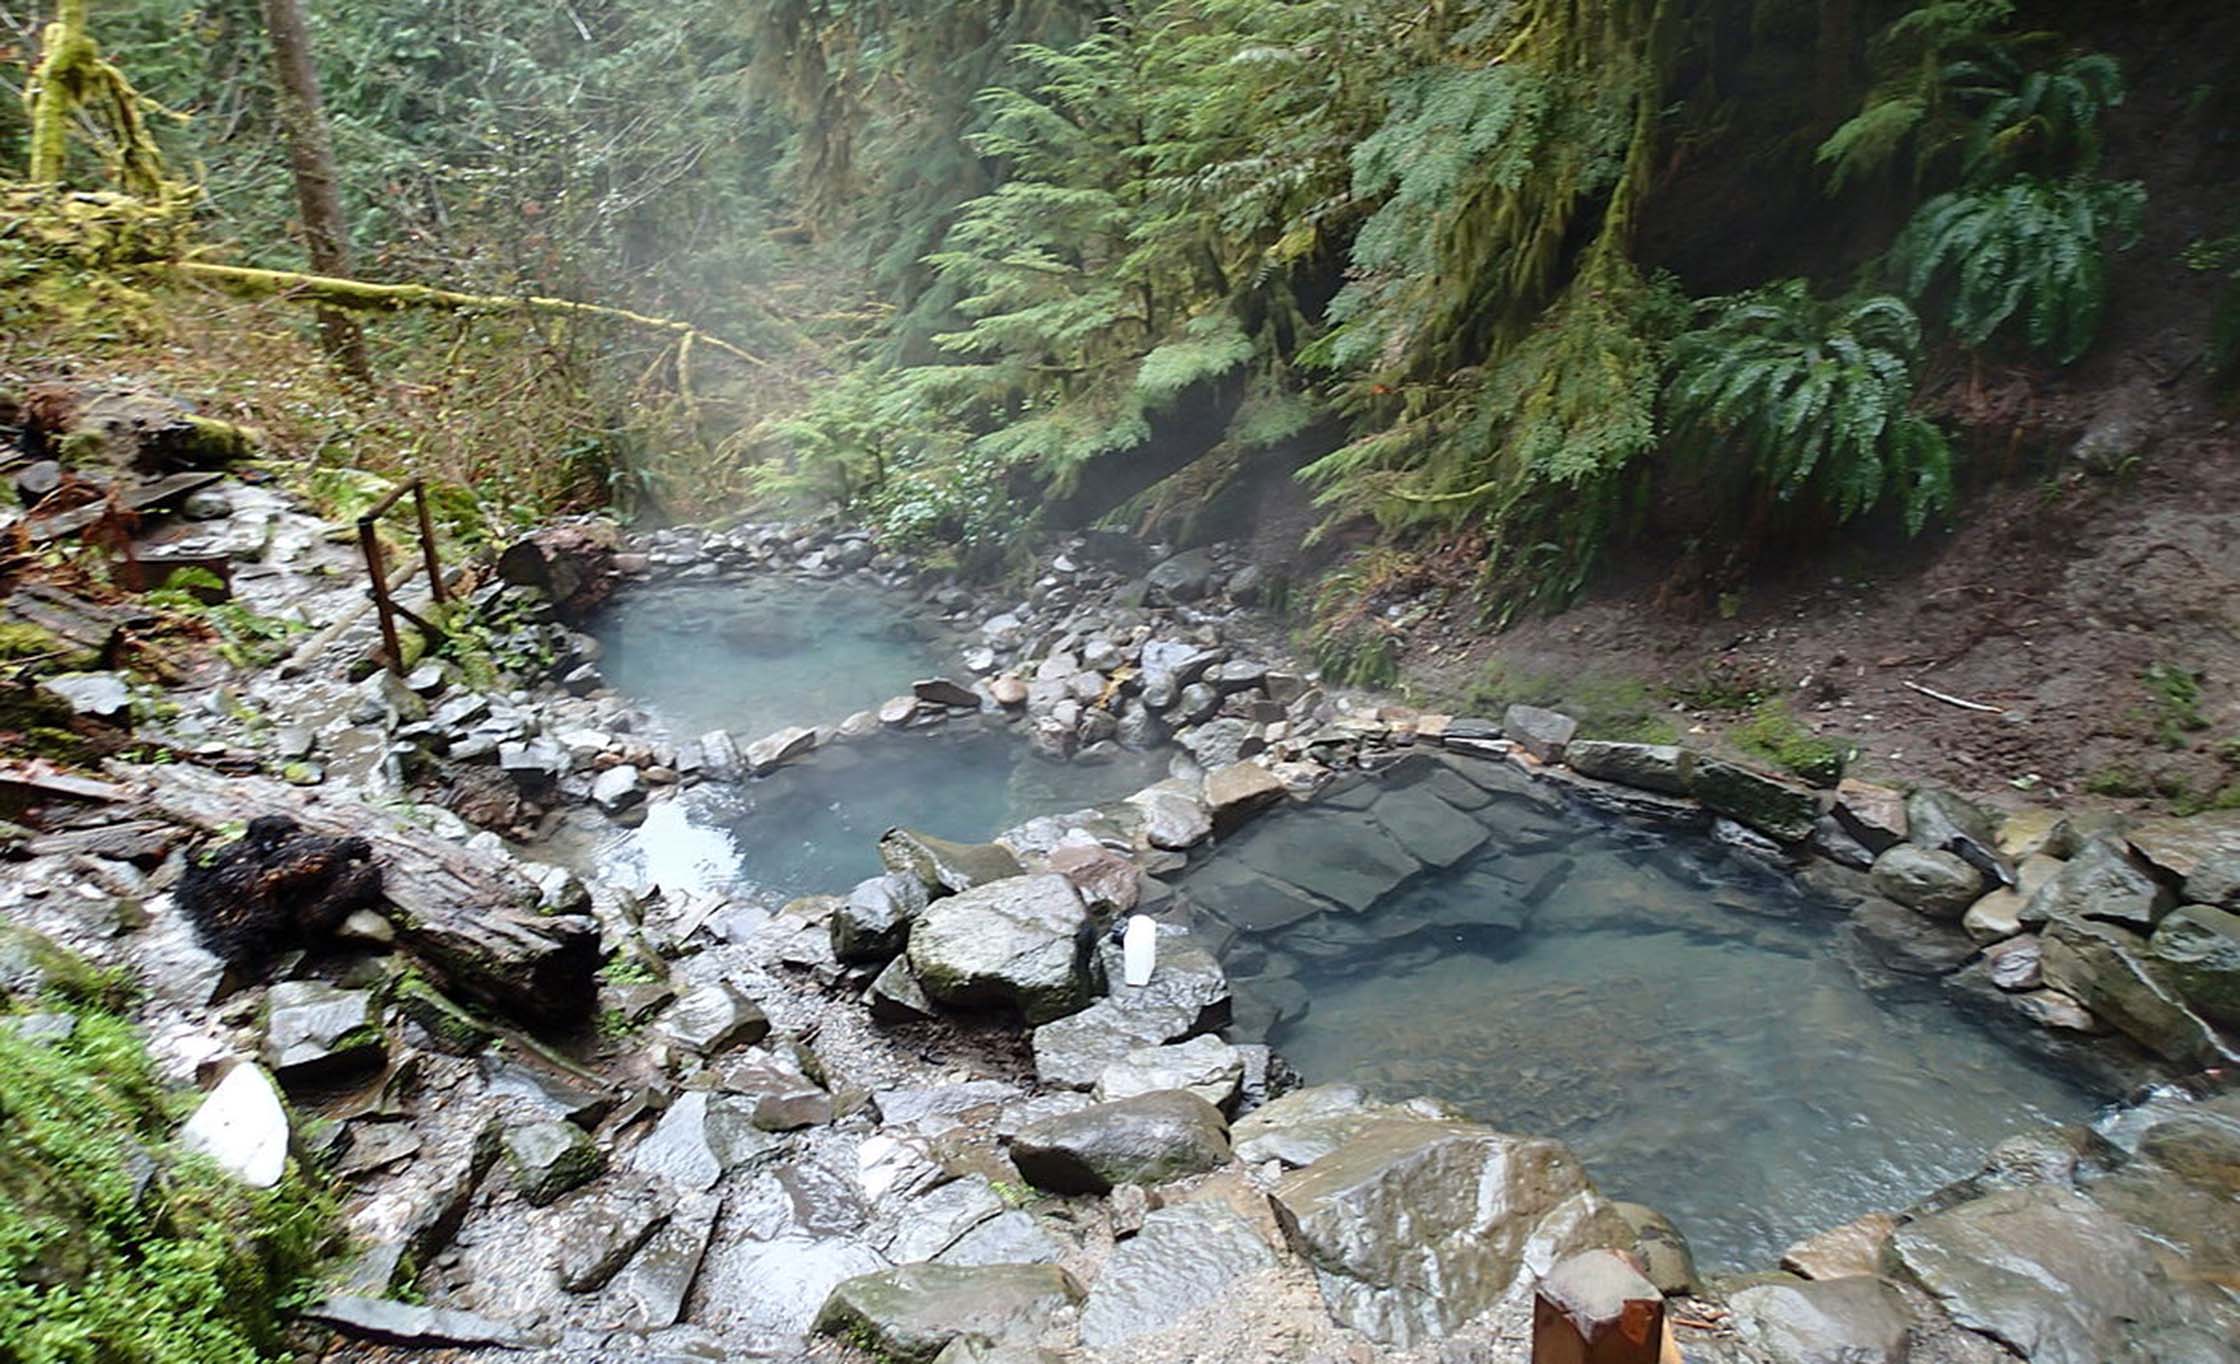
[572,726,1166,902]
[592,578,951,740]
[1181,752,2103,1270]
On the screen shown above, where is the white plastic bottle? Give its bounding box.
[1122,914,1157,987]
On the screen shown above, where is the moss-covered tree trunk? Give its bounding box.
[25,0,91,183]
[258,0,370,381]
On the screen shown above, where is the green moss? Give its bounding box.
[2083,765,2151,798]
[1464,663,1678,744]
[1733,701,1850,787]
[0,997,337,1361]
[0,622,98,672]
[2142,663,2209,749]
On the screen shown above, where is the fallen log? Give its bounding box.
[124,764,599,1027]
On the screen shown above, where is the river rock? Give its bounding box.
[628,1091,777,1192]
[1269,1116,1629,1347]
[1830,779,1908,853]
[613,1196,719,1329]
[745,725,817,775]
[1890,1183,2232,1364]
[2023,838,2175,932]
[1563,741,1692,794]
[1126,784,1213,850]
[586,762,646,813]
[1982,934,2044,990]
[832,873,931,964]
[1781,1213,1897,1281]
[1174,681,1221,724]
[501,1119,603,1206]
[1115,700,1167,750]
[1009,1090,1231,1194]
[906,874,1094,1024]
[938,1209,1062,1267]
[1869,844,1985,919]
[2145,903,2240,1028]
[881,828,1025,895]
[714,1045,835,1130]
[1139,640,1222,704]
[1905,787,1998,854]
[654,980,769,1054]
[913,677,980,709]
[261,980,385,1085]
[1094,1034,1244,1110]
[1962,853,2062,943]
[867,955,939,1024]
[1502,704,1577,762]
[1204,761,1285,832]
[885,1174,1008,1264]
[1077,1201,1278,1347]
[2123,810,2240,892]
[1181,717,1262,769]
[2041,916,2230,1063]
[1611,1202,1698,1295]
[1728,1277,1911,1364]
[1044,842,1139,914]
[1691,759,1821,843]
[557,1188,668,1291]
[1231,1084,1379,1166]
[179,1061,290,1187]
[698,729,745,781]
[1147,548,1217,603]
[1997,809,2076,862]
[816,1263,1084,1363]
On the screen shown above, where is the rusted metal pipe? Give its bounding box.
[356,477,449,675]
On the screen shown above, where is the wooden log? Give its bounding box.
[124,764,599,1027]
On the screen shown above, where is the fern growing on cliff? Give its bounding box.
[1889,175,2145,363]
[1666,282,1953,534]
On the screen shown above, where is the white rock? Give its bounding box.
[180,1062,290,1188]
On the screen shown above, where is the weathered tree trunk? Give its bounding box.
[128,764,600,1028]
[257,0,371,381]
[24,0,88,183]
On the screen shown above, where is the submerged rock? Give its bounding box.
[1009,1089,1232,1194]
[815,1263,1084,1363]
[905,874,1095,1023]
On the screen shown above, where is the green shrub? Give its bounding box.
[1889,175,2145,363]
[1665,282,1953,534]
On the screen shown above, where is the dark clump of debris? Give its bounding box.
[174,814,384,966]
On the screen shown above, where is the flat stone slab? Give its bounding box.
[1368,785,1490,869]
[1230,810,1421,912]
[816,1263,1084,1363]
[1078,1202,1278,1347]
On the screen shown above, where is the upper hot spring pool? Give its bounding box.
[564,725,1165,903]
[1180,751,2103,1271]
[592,578,952,740]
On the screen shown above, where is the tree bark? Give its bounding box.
[257,0,370,380]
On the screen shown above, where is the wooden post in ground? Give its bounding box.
[1533,1249,1666,1364]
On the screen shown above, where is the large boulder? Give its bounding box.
[1891,1184,2236,1364]
[1563,741,1692,795]
[1125,785,1214,851]
[2041,917,2234,1065]
[495,520,618,622]
[815,1263,1083,1364]
[2022,839,2175,933]
[1008,1090,1232,1194]
[882,828,1026,896]
[905,875,1095,1024]
[1690,759,1820,843]
[1868,845,1985,919]
[1203,762,1285,833]
[1146,549,1218,604]
[1093,1034,1244,1111]
[2145,903,2240,1029]
[1268,1117,1630,1347]
[831,873,931,964]
[1077,1202,1278,1347]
